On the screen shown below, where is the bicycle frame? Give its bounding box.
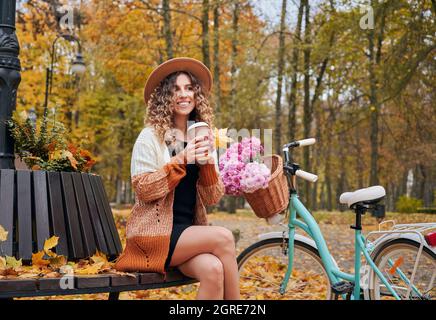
[280,192,402,300]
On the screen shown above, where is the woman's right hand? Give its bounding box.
[174,136,211,164]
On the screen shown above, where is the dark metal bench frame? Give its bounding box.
[0,169,196,300]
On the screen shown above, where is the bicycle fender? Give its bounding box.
[370,233,436,255]
[257,231,339,268]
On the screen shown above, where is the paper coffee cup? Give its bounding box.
[187,122,210,164]
[187,122,209,141]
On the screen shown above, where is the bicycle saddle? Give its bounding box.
[339,186,386,208]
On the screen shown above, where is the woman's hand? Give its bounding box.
[173,136,211,164]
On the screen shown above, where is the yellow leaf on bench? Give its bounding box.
[90,250,108,264]
[6,256,22,269]
[49,255,67,269]
[32,251,50,267]
[74,261,105,275]
[0,257,6,270]
[44,236,59,254]
[0,225,8,242]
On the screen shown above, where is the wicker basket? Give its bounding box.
[243,155,289,219]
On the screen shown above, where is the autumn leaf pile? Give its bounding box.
[0,226,130,281]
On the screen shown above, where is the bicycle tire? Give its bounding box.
[237,237,333,300]
[369,238,436,300]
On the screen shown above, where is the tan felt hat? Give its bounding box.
[143,57,213,105]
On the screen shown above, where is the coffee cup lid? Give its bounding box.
[187,122,209,132]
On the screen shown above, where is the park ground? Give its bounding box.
[18,208,435,300]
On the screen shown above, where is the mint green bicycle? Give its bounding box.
[237,139,436,300]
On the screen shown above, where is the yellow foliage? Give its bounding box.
[214,128,233,149]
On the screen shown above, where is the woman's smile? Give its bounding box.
[177,100,193,107]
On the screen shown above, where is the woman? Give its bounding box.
[115,57,240,300]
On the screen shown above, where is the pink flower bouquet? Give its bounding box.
[219,137,271,195]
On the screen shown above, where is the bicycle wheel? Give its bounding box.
[369,239,436,300]
[237,238,333,300]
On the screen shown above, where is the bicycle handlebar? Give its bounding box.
[283,138,316,149]
[295,170,318,182]
[297,138,316,147]
[283,138,318,183]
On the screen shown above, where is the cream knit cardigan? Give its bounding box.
[115,126,224,275]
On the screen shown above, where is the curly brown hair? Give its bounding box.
[145,71,214,144]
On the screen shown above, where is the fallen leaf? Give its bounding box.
[44,236,59,253]
[0,268,18,277]
[90,250,108,264]
[0,224,8,242]
[109,270,137,278]
[46,249,57,258]
[43,271,62,278]
[32,251,50,267]
[49,255,67,269]
[18,273,39,279]
[0,256,6,269]
[6,256,22,269]
[74,262,105,275]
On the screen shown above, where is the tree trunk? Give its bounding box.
[227,196,236,214]
[288,0,304,142]
[115,177,122,205]
[354,122,364,189]
[202,0,210,68]
[311,109,321,210]
[213,0,222,123]
[336,138,348,212]
[162,0,173,59]
[325,103,334,211]
[368,0,386,186]
[302,0,312,207]
[229,0,239,128]
[274,0,287,154]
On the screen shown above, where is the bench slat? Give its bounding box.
[81,174,108,254]
[38,277,71,291]
[33,171,50,252]
[72,173,97,257]
[110,274,139,287]
[47,172,69,257]
[88,175,117,256]
[0,279,37,292]
[140,273,165,284]
[16,170,33,260]
[0,169,15,256]
[61,172,85,259]
[93,175,123,254]
[75,275,111,288]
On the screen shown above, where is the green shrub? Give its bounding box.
[396,195,423,213]
[417,207,436,214]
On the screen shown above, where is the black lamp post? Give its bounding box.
[0,0,21,169]
[43,33,85,119]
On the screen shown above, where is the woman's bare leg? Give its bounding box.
[177,253,224,299]
[169,225,240,300]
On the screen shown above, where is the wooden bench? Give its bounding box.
[0,169,196,300]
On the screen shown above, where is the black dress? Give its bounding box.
[165,142,199,269]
